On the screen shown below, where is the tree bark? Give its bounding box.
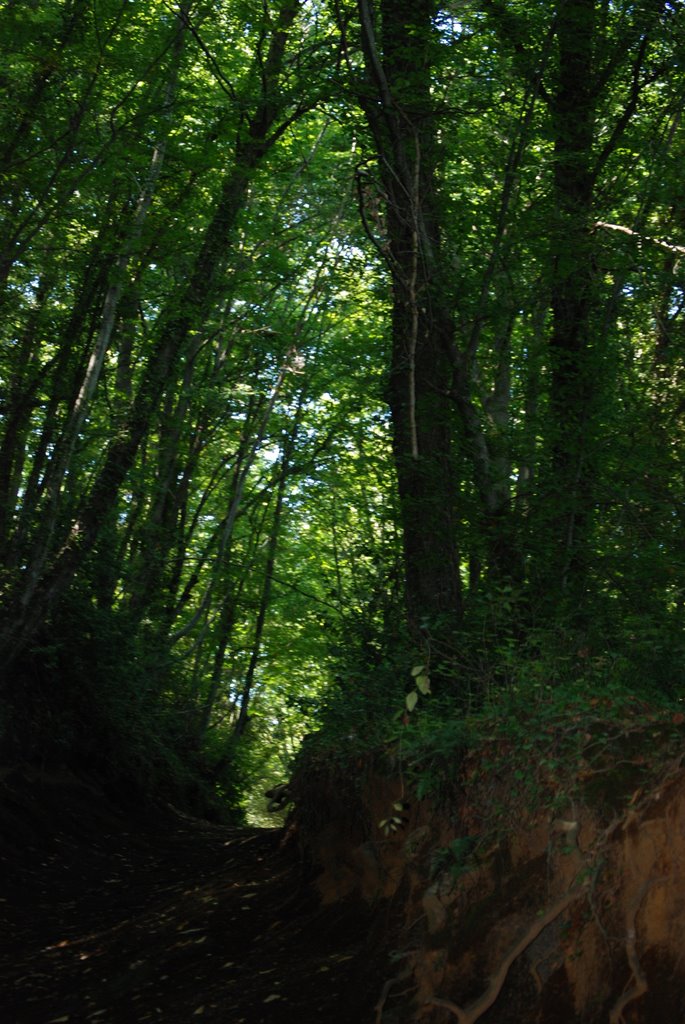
[356,0,462,642]
[545,0,597,597]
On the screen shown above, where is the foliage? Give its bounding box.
[1,0,685,816]
[430,836,480,882]
[384,651,685,842]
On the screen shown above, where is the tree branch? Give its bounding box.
[595,220,685,256]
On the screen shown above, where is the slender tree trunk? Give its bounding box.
[545,0,597,598]
[234,408,300,737]
[2,247,110,571]
[0,0,303,675]
[12,30,184,610]
[197,589,239,740]
[0,274,55,551]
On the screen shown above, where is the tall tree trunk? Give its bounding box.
[545,0,597,599]
[356,0,462,644]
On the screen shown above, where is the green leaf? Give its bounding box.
[411,664,426,677]
[415,674,431,695]
[406,690,419,712]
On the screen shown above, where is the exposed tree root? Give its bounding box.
[608,880,654,1024]
[425,886,586,1024]
[375,954,416,1023]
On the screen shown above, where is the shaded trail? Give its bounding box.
[0,772,388,1023]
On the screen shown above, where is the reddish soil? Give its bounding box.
[0,770,390,1024]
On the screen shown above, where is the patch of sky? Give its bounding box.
[433,9,464,44]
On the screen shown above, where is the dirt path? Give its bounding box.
[0,772,390,1024]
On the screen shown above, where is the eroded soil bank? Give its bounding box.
[0,768,390,1024]
[292,747,685,1023]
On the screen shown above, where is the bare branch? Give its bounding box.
[595,220,685,256]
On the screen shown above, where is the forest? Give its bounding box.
[1,0,685,823]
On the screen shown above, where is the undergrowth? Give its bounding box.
[0,598,244,823]
[295,636,685,847]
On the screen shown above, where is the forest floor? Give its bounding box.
[0,769,391,1024]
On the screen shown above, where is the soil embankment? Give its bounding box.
[293,748,685,1023]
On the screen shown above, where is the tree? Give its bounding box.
[347,0,463,646]
[2,0,685,812]
[0,0,310,671]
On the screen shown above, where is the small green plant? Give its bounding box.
[430,835,479,880]
[405,664,432,713]
[377,663,432,833]
[379,800,410,836]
